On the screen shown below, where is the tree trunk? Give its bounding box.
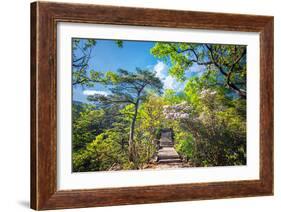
[128,99,140,162]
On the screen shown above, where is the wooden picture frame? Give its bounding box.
[31,1,274,210]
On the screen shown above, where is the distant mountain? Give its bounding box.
[72,99,109,110]
[73,100,84,106]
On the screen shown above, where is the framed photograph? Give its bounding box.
[31,1,274,210]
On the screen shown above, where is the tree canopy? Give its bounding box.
[87,68,163,162]
[151,42,246,98]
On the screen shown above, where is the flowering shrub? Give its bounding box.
[162,87,246,167]
[199,89,217,100]
[163,102,192,120]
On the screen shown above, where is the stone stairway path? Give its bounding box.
[157,130,181,164]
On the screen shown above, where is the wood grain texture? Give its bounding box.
[30,1,274,210]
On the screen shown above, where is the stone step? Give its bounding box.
[158,154,180,160]
[160,144,174,148]
[157,147,180,160]
[160,139,173,141]
[160,141,173,145]
[158,158,182,164]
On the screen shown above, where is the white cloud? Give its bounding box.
[153,61,186,91]
[162,75,186,90]
[83,90,109,96]
[153,61,169,80]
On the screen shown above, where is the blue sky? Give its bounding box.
[73,39,205,103]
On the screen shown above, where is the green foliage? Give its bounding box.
[73,130,130,172]
[72,103,105,151]
[135,95,166,164]
[175,132,194,160]
[151,42,247,98]
[138,94,165,133]
[163,89,186,104]
[151,42,194,81]
[165,80,246,166]
[89,68,163,105]
[72,95,166,171]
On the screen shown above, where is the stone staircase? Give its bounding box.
[157,130,181,164]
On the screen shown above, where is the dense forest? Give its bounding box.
[72,38,247,172]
